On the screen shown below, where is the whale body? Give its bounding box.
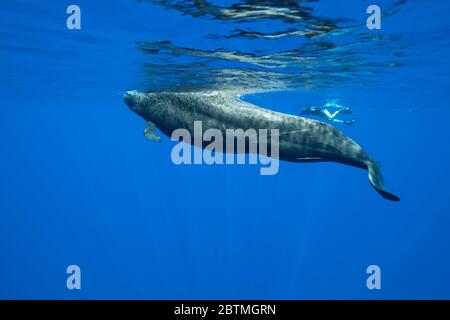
[124,90,399,201]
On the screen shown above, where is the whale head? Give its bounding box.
[123,90,146,115]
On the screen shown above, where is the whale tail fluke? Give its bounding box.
[367,161,400,202]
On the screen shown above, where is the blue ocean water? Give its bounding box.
[0,0,449,299]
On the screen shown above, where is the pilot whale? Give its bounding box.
[124,90,399,201]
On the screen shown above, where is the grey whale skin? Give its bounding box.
[124,90,399,201]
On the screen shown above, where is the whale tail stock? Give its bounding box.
[367,160,400,202]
